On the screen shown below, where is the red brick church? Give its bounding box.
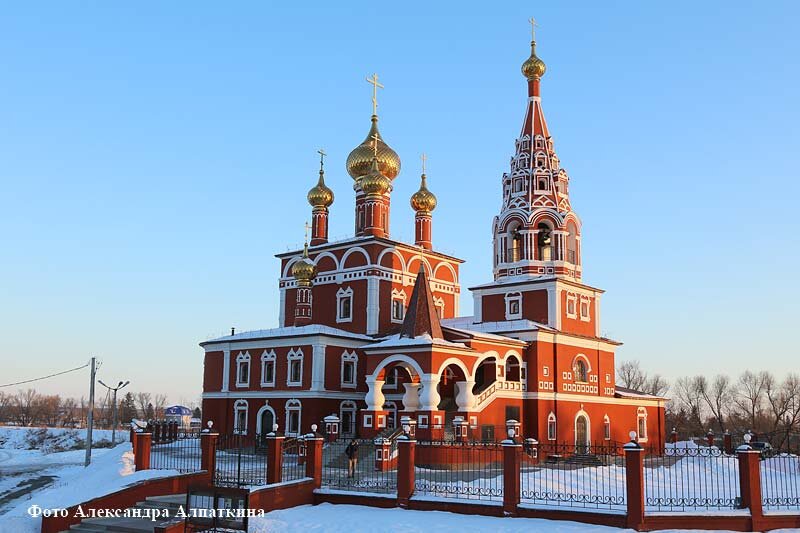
[200,32,667,448]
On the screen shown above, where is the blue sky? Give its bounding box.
[1,2,798,402]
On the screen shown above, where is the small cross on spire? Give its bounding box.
[317,148,326,172]
[529,16,538,41]
[370,132,380,158]
[366,73,384,115]
[421,153,427,175]
[304,221,310,244]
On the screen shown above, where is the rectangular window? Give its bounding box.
[566,293,577,318]
[342,361,355,386]
[547,419,557,441]
[638,417,647,440]
[262,361,275,387]
[288,411,300,434]
[391,299,404,322]
[505,292,522,320]
[339,297,351,320]
[237,362,249,387]
[505,406,520,422]
[235,409,247,434]
[543,366,550,377]
[580,297,591,322]
[481,425,495,442]
[289,360,301,385]
[604,421,611,440]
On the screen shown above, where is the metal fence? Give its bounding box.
[321,438,397,494]
[149,432,201,473]
[214,434,268,487]
[282,438,307,482]
[761,453,800,510]
[414,441,503,502]
[644,445,740,512]
[520,441,626,511]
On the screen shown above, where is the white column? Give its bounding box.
[418,374,441,411]
[278,288,287,326]
[311,342,326,391]
[402,383,421,411]
[365,378,386,411]
[366,276,379,334]
[547,286,559,329]
[455,380,476,411]
[221,348,230,392]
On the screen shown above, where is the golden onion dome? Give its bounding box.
[291,244,317,282]
[346,115,401,180]
[358,157,392,196]
[521,41,546,80]
[307,169,334,208]
[410,173,437,213]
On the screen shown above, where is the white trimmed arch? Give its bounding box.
[432,262,458,283]
[406,254,433,276]
[255,403,277,435]
[435,357,472,380]
[341,246,371,269]
[376,248,407,272]
[312,251,340,271]
[368,354,425,382]
[470,350,501,377]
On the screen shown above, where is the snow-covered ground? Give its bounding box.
[248,503,799,533]
[0,426,175,533]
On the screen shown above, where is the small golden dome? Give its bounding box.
[291,243,317,282]
[411,173,437,213]
[307,170,334,208]
[521,41,546,80]
[358,157,392,196]
[346,115,401,180]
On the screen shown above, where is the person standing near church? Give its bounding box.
[345,438,359,478]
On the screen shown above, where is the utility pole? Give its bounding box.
[84,357,96,467]
[98,379,130,446]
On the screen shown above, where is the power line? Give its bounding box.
[0,362,90,388]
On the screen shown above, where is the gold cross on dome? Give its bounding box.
[304,221,310,244]
[366,73,384,115]
[529,17,538,40]
[317,148,326,171]
[421,153,427,174]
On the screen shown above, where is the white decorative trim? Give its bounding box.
[221,348,230,392]
[311,343,326,392]
[255,402,276,435]
[637,407,648,442]
[504,291,523,320]
[336,286,354,323]
[285,398,302,436]
[547,412,556,440]
[287,348,304,387]
[391,288,407,323]
[579,295,591,322]
[235,351,251,388]
[260,350,276,388]
[366,277,379,334]
[566,292,578,319]
[233,399,248,434]
[340,350,358,389]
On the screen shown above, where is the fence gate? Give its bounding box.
[214,433,268,487]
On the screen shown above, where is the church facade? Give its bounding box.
[200,33,667,448]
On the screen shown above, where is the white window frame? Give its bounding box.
[260,350,276,388]
[390,289,406,323]
[572,355,590,383]
[287,348,304,387]
[547,412,557,441]
[579,296,591,322]
[543,366,550,377]
[340,350,358,389]
[505,291,523,320]
[285,399,302,436]
[566,292,578,319]
[235,352,251,388]
[433,296,445,318]
[603,415,611,440]
[336,286,354,323]
[233,399,248,435]
[637,407,648,442]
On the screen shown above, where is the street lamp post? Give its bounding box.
[98,379,130,445]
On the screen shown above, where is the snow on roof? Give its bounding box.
[442,326,527,345]
[202,324,374,345]
[442,317,555,335]
[615,386,669,400]
[365,333,468,350]
[467,274,557,290]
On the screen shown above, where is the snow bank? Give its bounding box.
[0,444,178,533]
[0,426,128,452]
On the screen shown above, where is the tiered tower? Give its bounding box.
[492,20,582,281]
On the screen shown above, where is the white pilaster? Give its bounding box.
[311,342,326,392]
[366,276,379,334]
[473,290,483,323]
[419,374,441,411]
[221,348,230,392]
[278,288,287,327]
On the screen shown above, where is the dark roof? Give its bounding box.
[615,386,669,400]
[399,267,444,340]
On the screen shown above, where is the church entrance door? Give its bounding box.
[575,415,589,454]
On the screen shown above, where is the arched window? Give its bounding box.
[260,350,276,387]
[336,287,353,323]
[235,352,251,388]
[285,399,302,436]
[566,220,578,265]
[287,348,304,387]
[341,350,358,388]
[603,415,611,440]
[391,289,406,323]
[573,358,588,383]
[505,292,522,320]
[340,400,357,437]
[537,222,552,261]
[233,399,248,435]
[509,223,524,262]
[505,355,521,382]
[537,177,548,191]
[547,412,557,441]
[637,408,648,442]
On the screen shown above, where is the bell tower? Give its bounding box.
[492,21,582,281]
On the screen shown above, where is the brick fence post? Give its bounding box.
[737,436,763,530]
[397,436,416,507]
[624,436,645,531]
[133,432,152,471]
[266,433,285,485]
[200,430,218,486]
[305,429,324,489]
[502,435,521,516]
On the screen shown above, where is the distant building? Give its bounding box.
[200,33,667,448]
[164,405,193,429]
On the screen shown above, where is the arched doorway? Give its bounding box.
[575,414,589,454]
[340,400,357,438]
[255,404,275,449]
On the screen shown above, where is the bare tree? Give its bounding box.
[134,392,152,419]
[617,360,648,391]
[765,373,800,448]
[153,394,168,419]
[13,389,42,426]
[696,374,733,432]
[62,398,79,427]
[674,376,705,434]
[39,395,62,427]
[645,374,670,397]
[734,371,769,431]
[0,392,11,424]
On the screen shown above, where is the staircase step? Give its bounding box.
[81,516,162,532]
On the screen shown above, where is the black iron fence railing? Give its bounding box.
[321,438,397,494]
[520,441,626,511]
[214,433,268,488]
[149,434,201,473]
[414,441,503,502]
[644,444,740,512]
[761,453,800,510]
[282,438,307,482]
